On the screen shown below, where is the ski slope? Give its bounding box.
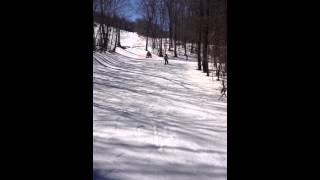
[93,31,227,180]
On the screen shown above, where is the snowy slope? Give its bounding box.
[93,31,227,180]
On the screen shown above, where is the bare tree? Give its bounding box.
[165,0,174,51]
[99,0,108,50]
[197,0,203,70]
[93,0,227,82]
[139,0,157,51]
[93,0,97,51]
[113,27,118,51]
[202,0,209,76]
[111,0,127,51]
[157,0,167,57]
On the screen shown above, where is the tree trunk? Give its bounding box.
[106,26,110,50]
[191,42,194,53]
[197,34,202,70]
[145,23,149,51]
[93,24,96,51]
[93,3,97,51]
[101,25,106,49]
[202,27,209,75]
[174,23,177,57]
[97,25,102,47]
[99,0,107,50]
[152,38,155,49]
[159,37,163,57]
[213,46,217,69]
[167,0,173,51]
[225,51,227,73]
[174,41,177,57]
[225,0,227,74]
[197,0,203,71]
[217,63,221,81]
[146,35,149,51]
[184,40,187,56]
[169,22,173,50]
[202,0,209,76]
[169,16,173,50]
[110,28,114,49]
[117,28,121,47]
[113,28,117,51]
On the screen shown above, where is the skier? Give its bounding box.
[146,51,152,58]
[164,54,169,65]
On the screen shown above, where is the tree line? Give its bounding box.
[93,0,132,52]
[93,0,227,77]
[138,0,227,75]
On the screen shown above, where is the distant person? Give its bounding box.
[164,54,169,65]
[146,51,152,58]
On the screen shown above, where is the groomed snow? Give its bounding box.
[93,31,227,180]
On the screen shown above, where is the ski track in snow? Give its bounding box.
[93,31,227,180]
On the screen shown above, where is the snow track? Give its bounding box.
[93,32,227,180]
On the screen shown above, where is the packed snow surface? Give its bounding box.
[93,31,227,180]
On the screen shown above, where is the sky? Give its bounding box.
[126,0,141,22]
[94,0,141,22]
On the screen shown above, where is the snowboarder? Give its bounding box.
[164,54,169,65]
[146,51,152,58]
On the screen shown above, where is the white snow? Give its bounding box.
[93,30,227,180]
